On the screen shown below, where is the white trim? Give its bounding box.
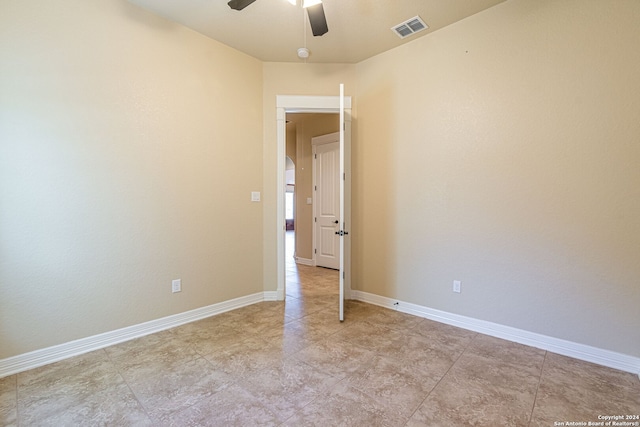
[276,107,286,301]
[295,257,315,266]
[263,291,279,301]
[277,95,352,111]
[339,83,345,321]
[0,292,269,378]
[352,290,640,376]
[311,131,340,146]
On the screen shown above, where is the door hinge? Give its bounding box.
[343,271,345,279]
[343,173,345,180]
[314,185,317,191]
[314,248,317,254]
[314,153,317,159]
[314,217,317,222]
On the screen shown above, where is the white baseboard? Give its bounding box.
[5,290,637,379]
[352,290,640,376]
[0,292,269,378]
[295,257,314,266]
[263,291,279,301]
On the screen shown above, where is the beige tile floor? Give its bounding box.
[1,232,638,426]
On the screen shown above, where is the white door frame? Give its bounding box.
[276,95,352,301]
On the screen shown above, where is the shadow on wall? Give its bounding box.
[352,81,397,297]
[120,0,182,33]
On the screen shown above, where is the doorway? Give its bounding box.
[275,95,352,306]
[285,155,296,269]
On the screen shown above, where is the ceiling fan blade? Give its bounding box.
[227,0,257,11]
[307,3,328,37]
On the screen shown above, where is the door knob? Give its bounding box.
[334,220,339,224]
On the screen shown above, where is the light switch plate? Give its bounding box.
[251,192,261,202]
[453,280,461,293]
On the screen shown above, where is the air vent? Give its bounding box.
[391,16,428,39]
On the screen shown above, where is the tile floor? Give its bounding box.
[1,232,638,426]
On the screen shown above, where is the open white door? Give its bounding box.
[338,84,346,322]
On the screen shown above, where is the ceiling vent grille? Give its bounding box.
[391,16,428,39]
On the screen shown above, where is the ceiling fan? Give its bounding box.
[227,0,329,37]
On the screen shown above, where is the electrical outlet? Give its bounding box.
[453,280,461,293]
[172,279,182,293]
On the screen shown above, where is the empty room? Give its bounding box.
[1,0,639,425]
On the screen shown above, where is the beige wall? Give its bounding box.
[261,63,356,291]
[353,0,640,357]
[0,0,264,359]
[2,0,639,363]
[287,114,340,261]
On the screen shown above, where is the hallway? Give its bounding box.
[282,230,341,322]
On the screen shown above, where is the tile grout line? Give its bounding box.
[223,376,280,424]
[527,350,548,427]
[273,375,343,426]
[101,348,155,425]
[13,373,19,427]
[401,331,480,426]
[162,349,240,422]
[164,316,281,424]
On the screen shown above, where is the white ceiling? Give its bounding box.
[128,0,507,63]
